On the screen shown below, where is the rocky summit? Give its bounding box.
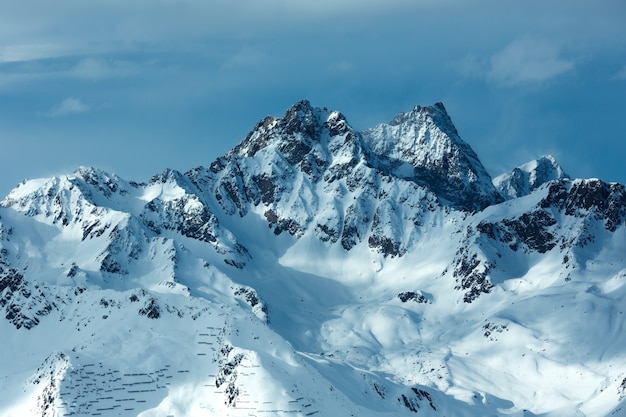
[1,100,625,417]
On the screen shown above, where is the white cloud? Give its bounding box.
[487,37,574,86]
[45,97,90,117]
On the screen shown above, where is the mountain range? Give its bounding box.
[1,100,625,416]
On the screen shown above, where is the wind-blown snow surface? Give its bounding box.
[1,101,626,417]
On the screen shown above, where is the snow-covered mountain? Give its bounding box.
[1,100,625,417]
[493,155,570,200]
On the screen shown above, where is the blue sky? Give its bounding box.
[1,0,625,197]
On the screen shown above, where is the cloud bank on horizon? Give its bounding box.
[0,0,625,196]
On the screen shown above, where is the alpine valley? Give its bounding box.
[1,100,625,417]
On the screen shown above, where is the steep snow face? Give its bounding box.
[1,100,626,417]
[494,154,570,200]
[362,103,502,211]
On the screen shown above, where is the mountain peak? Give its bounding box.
[230,100,331,160]
[494,154,570,200]
[363,102,501,211]
[285,99,315,117]
[225,101,358,176]
[388,101,454,131]
[281,99,322,139]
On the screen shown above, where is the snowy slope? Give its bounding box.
[1,101,626,417]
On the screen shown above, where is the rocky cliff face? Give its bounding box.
[1,101,625,417]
